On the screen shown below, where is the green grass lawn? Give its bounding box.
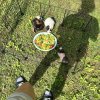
[0,0,100,100]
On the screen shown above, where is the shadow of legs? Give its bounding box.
[29,50,57,85]
[51,63,71,99]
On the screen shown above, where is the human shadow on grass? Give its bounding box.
[29,0,99,99]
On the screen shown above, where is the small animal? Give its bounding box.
[31,16,44,33]
[44,17,56,33]
[58,47,68,64]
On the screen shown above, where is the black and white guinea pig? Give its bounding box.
[36,16,44,20]
[44,17,56,33]
[31,16,44,32]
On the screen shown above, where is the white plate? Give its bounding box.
[33,32,57,51]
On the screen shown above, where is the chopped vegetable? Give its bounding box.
[34,34,56,50]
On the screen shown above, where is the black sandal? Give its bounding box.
[41,89,53,100]
[16,76,27,87]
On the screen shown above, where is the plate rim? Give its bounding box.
[33,32,57,51]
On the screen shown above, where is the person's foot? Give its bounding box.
[16,76,27,87]
[43,89,53,100]
[58,47,68,64]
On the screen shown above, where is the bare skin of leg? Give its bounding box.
[16,82,35,100]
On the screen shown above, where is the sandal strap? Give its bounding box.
[16,81,24,87]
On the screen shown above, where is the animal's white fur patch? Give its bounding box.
[36,16,41,19]
[44,17,55,31]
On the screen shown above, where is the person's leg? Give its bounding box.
[16,82,35,100]
[16,77,53,100]
[7,76,35,100]
[15,76,35,100]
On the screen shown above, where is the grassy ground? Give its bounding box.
[0,0,100,100]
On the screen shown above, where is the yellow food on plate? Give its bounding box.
[34,33,56,50]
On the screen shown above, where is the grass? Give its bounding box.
[0,0,100,100]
